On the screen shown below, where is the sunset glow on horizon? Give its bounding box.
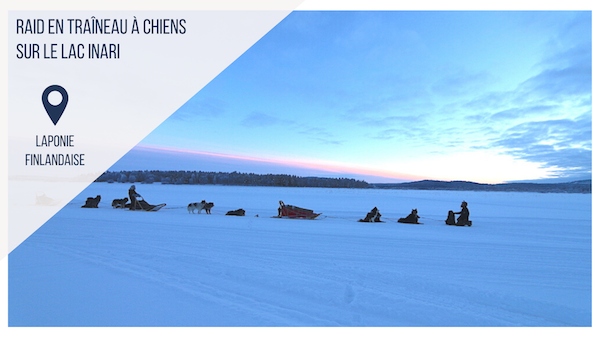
[133,144,430,183]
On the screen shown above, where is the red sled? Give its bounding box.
[276,200,321,219]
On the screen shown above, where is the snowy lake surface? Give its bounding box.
[9,182,591,326]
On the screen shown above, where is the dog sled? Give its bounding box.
[123,185,166,211]
[128,198,166,212]
[275,200,321,219]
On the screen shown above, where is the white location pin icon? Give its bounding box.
[42,85,69,125]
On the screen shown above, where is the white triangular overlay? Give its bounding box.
[7,8,300,257]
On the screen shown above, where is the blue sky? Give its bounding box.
[113,11,592,183]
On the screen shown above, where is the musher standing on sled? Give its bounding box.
[127,184,166,211]
[128,185,141,210]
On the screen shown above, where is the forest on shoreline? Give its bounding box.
[96,170,370,189]
[96,170,591,193]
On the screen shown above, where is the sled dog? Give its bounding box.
[112,197,128,209]
[359,207,382,222]
[187,202,205,214]
[398,209,420,224]
[82,195,101,208]
[201,201,214,214]
[188,200,214,214]
[226,208,245,216]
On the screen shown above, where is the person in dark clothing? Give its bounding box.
[127,184,165,211]
[455,201,471,226]
[128,185,142,210]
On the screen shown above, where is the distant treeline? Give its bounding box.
[371,179,592,194]
[95,171,591,193]
[96,170,370,189]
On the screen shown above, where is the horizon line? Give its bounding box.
[134,144,430,183]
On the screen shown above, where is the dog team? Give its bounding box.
[358,201,471,226]
[102,185,470,225]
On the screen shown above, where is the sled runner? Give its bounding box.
[127,198,166,211]
[145,203,166,212]
[275,200,321,219]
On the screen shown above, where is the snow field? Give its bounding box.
[8,183,591,326]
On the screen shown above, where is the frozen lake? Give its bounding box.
[8,183,592,326]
